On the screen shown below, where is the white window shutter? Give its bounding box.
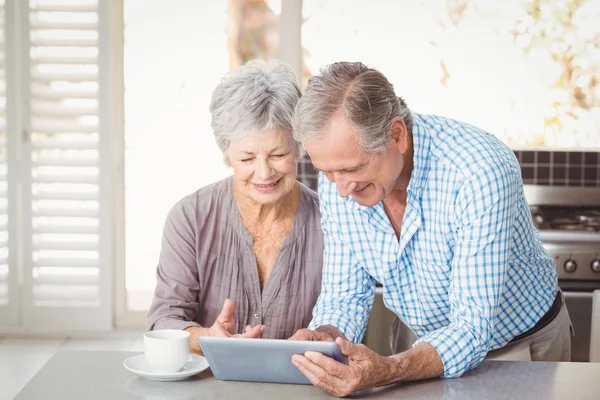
[20,0,112,331]
[0,0,20,329]
[0,0,8,308]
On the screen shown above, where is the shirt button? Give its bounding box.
[253,313,259,319]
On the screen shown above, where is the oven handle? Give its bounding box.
[561,290,594,299]
[375,288,595,298]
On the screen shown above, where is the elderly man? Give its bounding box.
[290,62,571,397]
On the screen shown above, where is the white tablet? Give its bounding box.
[198,336,347,385]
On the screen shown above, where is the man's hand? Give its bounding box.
[292,337,397,398]
[186,299,264,354]
[289,328,335,342]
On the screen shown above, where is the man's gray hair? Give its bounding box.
[293,62,413,154]
[210,59,303,161]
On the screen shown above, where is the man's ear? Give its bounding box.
[390,117,409,154]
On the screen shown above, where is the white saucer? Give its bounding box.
[123,354,209,381]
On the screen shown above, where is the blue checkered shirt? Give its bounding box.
[308,113,558,378]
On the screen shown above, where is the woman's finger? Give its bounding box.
[210,320,232,337]
[215,299,236,334]
[237,325,264,338]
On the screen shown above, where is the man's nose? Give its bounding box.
[334,175,356,198]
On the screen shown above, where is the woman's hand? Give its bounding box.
[186,299,265,355]
[206,299,265,338]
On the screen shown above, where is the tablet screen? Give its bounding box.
[198,336,347,385]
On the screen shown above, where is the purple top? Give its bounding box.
[147,176,324,339]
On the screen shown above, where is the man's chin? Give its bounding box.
[349,185,382,206]
[350,194,381,207]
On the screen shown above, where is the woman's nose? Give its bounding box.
[257,158,275,179]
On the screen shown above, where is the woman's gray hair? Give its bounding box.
[293,62,413,154]
[209,59,303,162]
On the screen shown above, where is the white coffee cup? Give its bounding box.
[144,329,191,373]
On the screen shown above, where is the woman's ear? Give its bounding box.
[223,153,232,168]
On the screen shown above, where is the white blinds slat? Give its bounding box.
[32,139,98,150]
[31,21,97,30]
[32,106,98,117]
[31,71,98,82]
[33,285,98,303]
[32,56,98,65]
[34,207,98,218]
[33,189,98,201]
[34,173,98,184]
[30,38,98,47]
[35,273,98,286]
[31,121,97,133]
[34,224,98,234]
[32,88,98,100]
[34,155,98,167]
[31,4,97,13]
[36,240,98,251]
[35,258,98,268]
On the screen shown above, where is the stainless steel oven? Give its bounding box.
[364,186,600,361]
[525,185,600,362]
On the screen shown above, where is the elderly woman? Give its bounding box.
[146,60,324,354]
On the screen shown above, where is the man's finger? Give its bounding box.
[304,351,347,378]
[292,355,348,396]
[289,329,313,341]
[335,337,357,357]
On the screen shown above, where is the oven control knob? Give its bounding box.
[564,259,577,273]
[591,259,600,273]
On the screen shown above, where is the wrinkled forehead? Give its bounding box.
[228,129,295,153]
[304,114,366,163]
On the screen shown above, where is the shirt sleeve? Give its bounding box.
[308,173,376,343]
[146,200,202,332]
[414,161,520,377]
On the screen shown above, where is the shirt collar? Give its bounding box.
[406,113,432,199]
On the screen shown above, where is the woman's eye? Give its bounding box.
[241,158,254,163]
[272,154,287,159]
